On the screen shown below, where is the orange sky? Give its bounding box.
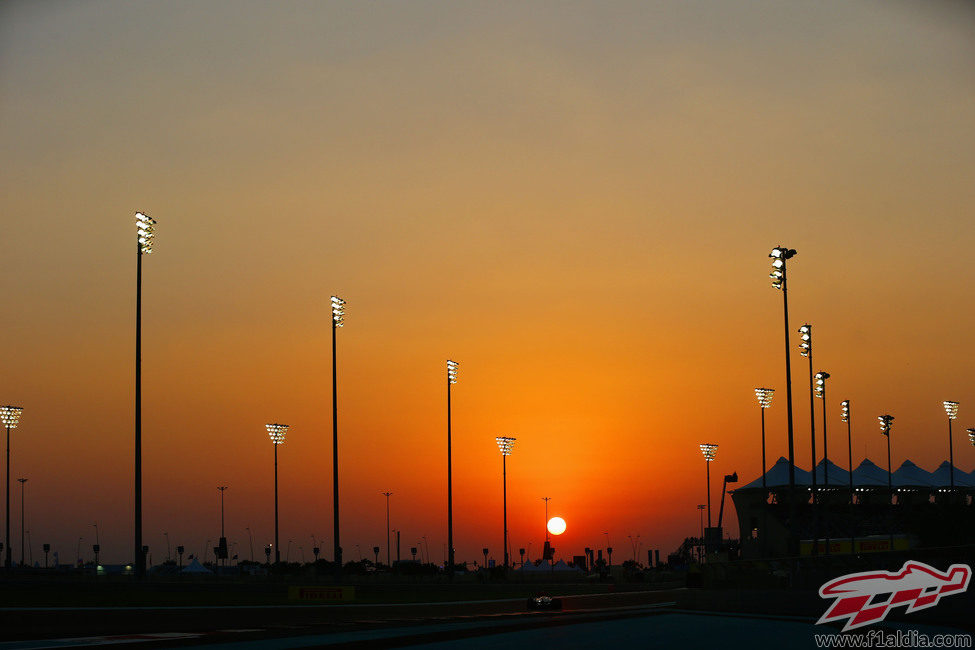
[1,1,974,565]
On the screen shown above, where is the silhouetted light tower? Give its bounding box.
[1,405,24,571]
[382,491,392,568]
[841,400,854,551]
[496,436,516,568]
[134,211,156,578]
[814,371,831,553]
[267,423,289,563]
[798,325,818,496]
[879,414,894,547]
[446,359,458,577]
[699,443,717,527]
[768,246,798,546]
[754,388,774,492]
[943,401,959,489]
[697,504,705,539]
[330,295,345,576]
[17,478,26,567]
[542,497,551,542]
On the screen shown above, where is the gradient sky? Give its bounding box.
[1,0,974,566]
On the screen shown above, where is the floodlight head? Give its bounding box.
[798,324,811,357]
[0,406,23,430]
[814,372,829,398]
[943,401,959,420]
[447,360,459,384]
[968,428,975,446]
[495,436,516,456]
[330,296,346,327]
[699,443,718,461]
[841,400,850,423]
[768,247,796,289]
[755,388,774,409]
[878,414,894,436]
[266,423,289,445]
[136,212,157,255]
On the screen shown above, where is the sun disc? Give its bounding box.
[547,516,566,536]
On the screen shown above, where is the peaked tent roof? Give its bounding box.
[812,459,851,486]
[930,461,975,488]
[180,558,213,574]
[851,459,890,487]
[891,460,937,487]
[738,457,813,490]
[552,559,581,572]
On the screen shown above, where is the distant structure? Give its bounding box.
[731,456,975,557]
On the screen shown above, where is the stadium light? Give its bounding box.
[878,414,894,547]
[1,406,23,571]
[496,436,516,568]
[700,443,718,528]
[446,360,459,577]
[755,389,774,493]
[943,401,959,490]
[267,423,289,563]
[134,211,157,578]
[330,295,346,577]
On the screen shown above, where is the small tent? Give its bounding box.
[180,557,213,574]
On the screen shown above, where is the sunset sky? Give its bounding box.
[1,1,974,566]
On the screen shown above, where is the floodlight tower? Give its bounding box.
[754,389,774,491]
[496,436,516,568]
[699,444,718,527]
[943,401,959,489]
[266,423,289,563]
[330,295,345,576]
[1,406,24,571]
[768,246,798,547]
[17,478,26,567]
[446,359,458,577]
[841,400,854,551]
[879,414,894,548]
[134,211,156,578]
[798,325,818,500]
[382,491,392,568]
[814,372,831,553]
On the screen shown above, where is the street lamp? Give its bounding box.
[446,359,458,577]
[267,423,289,563]
[17,478,26,567]
[943,401,959,490]
[768,246,798,548]
[382,491,393,568]
[496,436,516,569]
[841,400,854,551]
[1,405,24,571]
[754,388,774,492]
[879,414,894,548]
[699,443,717,528]
[134,211,156,578]
[330,295,345,577]
[217,486,228,568]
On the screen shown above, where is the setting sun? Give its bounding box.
[547,517,567,536]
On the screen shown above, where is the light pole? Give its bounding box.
[542,497,551,543]
[217,486,228,568]
[267,423,289,563]
[446,359,458,577]
[699,443,717,528]
[769,246,798,543]
[92,523,100,567]
[382,491,392,568]
[754,388,775,491]
[1,405,24,571]
[246,527,254,562]
[815,371,830,553]
[496,436,516,569]
[163,531,170,562]
[697,505,705,562]
[943,401,959,490]
[841,400,854,552]
[17,478,26,567]
[134,211,156,579]
[330,295,346,577]
[799,325,818,499]
[879,414,894,548]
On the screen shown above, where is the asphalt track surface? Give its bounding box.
[0,589,969,649]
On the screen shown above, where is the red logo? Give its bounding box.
[817,561,970,631]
